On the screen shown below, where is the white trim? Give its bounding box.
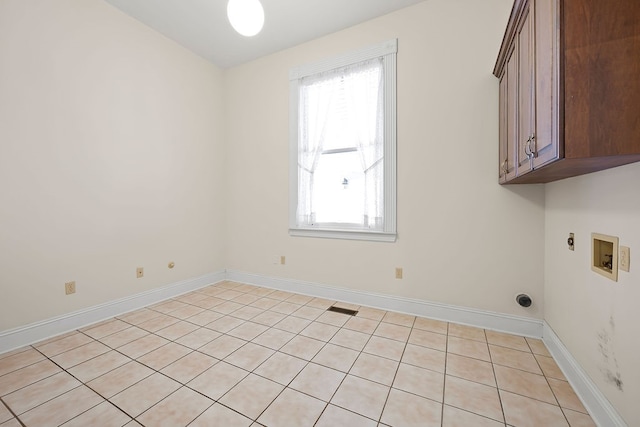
[226,270,543,338]
[0,271,226,354]
[543,322,628,427]
[289,39,397,80]
[289,228,397,242]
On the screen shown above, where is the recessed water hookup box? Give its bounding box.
[591,233,619,282]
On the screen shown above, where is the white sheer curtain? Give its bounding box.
[297,58,384,228]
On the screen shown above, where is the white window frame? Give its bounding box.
[288,39,397,242]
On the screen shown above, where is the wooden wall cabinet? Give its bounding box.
[494,0,640,184]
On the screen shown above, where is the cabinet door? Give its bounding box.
[499,45,518,183]
[516,2,535,177]
[533,0,560,168]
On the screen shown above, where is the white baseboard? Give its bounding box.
[226,270,543,338]
[543,322,627,427]
[0,271,226,354]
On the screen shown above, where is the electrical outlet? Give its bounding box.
[65,281,76,295]
[395,268,403,279]
[136,267,144,278]
[620,246,630,272]
[280,256,286,265]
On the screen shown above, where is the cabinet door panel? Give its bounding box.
[516,4,535,176]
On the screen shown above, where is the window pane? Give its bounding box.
[313,151,364,224]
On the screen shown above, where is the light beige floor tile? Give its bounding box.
[500,389,569,427]
[444,375,504,422]
[271,301,302,315]
[118,309,162,326]
[312,343,360,372]
[98,326,148,349]
[382,311,415,327]
[252,327,295,350]
[217,290,244,300]
[219,374,284,420]
[232,294,261,307]
[408,328,447,351]
[445,353,496,386]
[402,343,446,372]
[442,405,505,427]
[349,353,399,386]
[494,364,556,404]
[549,377,588,413]
[175,327,221,350]
[300,322,340,341]
[170,303,206,319]
[447,336,491,362]
[150,300,189,314]
[110,373,180,417]
[0,347,30,361]
[536,354,567,380]
[250,298,280,311]
[187,361,248,400]
[205,315,245,333]
[185,310,223,326]
[137,342,192,371]
[363,336,405,361]
[268,290,295,301]
[251,310,286,326]
[489,344,542,374]
[563,408,596,427]
[286,293,314,305]
[315,404,377,427]
[61,401,131,427]
[393,363,444,402]
[231,305,264,320]
[380,388,441,427]
[0,402,12,423]
[87,361,154,398]
[486,330,530,352]
[526,337,552,357]
[331,375,389,420]
[199,335,246,359]
[3,371,81,414]
[190,402,253,427]
[1,418,21,427]
[161,351,218,384]
[137,313,179,332]
[343,316,379,334]
[212,301,244,315]
[0,359,61,396]
[228,321,269,341]
[290,363,345,401]
[224,343,274,371]
[258,388,326,427]
[273,316,311,334]
[155,320,200,341]
[292,305,324,320]
[192,296,226,310]
[374,322,411,342]
[414,317,448,334]
[34,333,93,358]
[20,385,103,427]
[329,328,371,351]
[306,297,336,310]
[174,291,208,305]
[280,335,325,361]
[51,341,111,369]
[448,323,487,342]
[67,350,130,383]
[137,386,213,427]
[316,311,350,327]
[248,287,276,297]
[117,334,169,360]
[355,307,386,321]
[254,352,307,386]
[82,319,130,340]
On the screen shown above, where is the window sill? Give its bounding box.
[289,227,397,242]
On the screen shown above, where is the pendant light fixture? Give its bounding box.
[227,0,265,37]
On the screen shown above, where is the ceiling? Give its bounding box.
[103,0,426,68]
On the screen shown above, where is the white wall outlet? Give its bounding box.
[620,246,630,272]
[280,256,286,265]
[395,267,403,279]
[136,267,144,278]
[65,281,76,295]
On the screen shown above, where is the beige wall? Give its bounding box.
[545,162,640,426]
[224,0,547,318]
[0,0,227,330]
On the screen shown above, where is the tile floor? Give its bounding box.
[0,281,596,427]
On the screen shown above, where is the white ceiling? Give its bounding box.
[103,0,426,68]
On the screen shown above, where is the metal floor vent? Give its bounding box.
[327,306,358,316]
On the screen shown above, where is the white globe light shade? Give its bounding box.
[227,0,265,37]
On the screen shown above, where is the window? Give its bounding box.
[289,39,397,242]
